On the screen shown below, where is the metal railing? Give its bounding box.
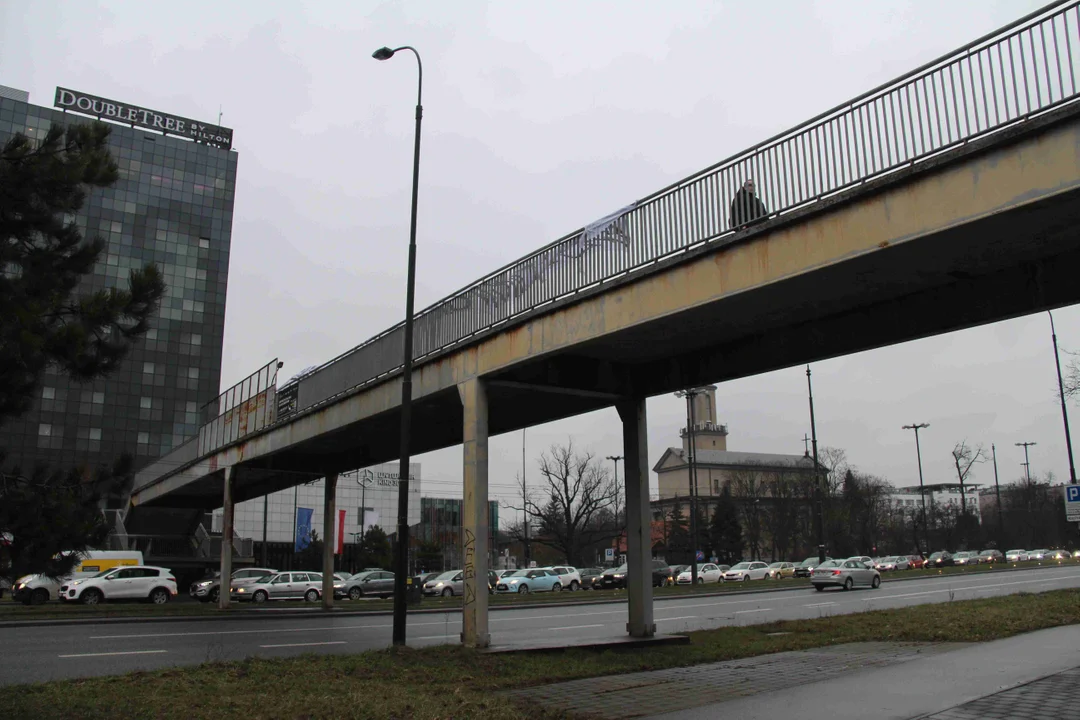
[198,359,280,454]
[272,2,1080,419]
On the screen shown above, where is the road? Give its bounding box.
[2,565,1078,687]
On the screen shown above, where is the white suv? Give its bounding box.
[61,566,178,605]
[544,566,582,591]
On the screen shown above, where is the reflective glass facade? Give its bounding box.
[0,89,236,475]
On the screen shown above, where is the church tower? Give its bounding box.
[680,385,728,454]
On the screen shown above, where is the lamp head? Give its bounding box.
[372,47,395,61]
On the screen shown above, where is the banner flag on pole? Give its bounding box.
[295,507,314,551]
[336,509,346,555]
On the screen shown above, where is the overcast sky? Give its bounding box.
[4,0,1078,509]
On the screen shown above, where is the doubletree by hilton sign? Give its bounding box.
[54,87,233,150]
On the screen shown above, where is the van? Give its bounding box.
[12,551,144,605]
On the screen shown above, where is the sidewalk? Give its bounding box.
[506,625,1080,720]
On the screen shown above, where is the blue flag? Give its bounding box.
[295,507,314,551]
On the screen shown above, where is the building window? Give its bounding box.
[38,423,52,436]
[42,387,55,400]
[140,397,152,409]
[199,237,210,249]
[143,362,155,374]
[92,392,104,404]
[187,367,199,380]
[88,428,102,441]
[138,432,150,444]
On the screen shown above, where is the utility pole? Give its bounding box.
[806,367,825,563]
[992,444,1004,545]
[606,455,624,562]
[902,423,931,554]
[1049,311,1078,484]
[675,388,703,583]
[1016,442,1037,482]
[522,429,529,566]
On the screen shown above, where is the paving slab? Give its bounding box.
[921,666,1080,720]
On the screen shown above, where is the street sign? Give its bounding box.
[605,548,615,560]
[1066,485,1080,521]
[695,550,705,561]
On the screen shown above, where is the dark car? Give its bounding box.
[597,560,670,589]
[487,570,500,594]
[794,557,833,578]
[666,565,690,586]
[579,567,603,589]
[978,549,1004,564]
[927,551,955,568]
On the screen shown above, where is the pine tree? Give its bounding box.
[0,122,165,425]
[358,525,393,570]
[710,485,743,564]
[1,122,165,585]
[666,501,691,563]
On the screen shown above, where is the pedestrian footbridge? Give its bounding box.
[128,3,1080,647]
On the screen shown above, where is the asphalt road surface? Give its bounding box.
[2,565,1078,687]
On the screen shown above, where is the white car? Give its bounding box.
[543,565,583,591]
[676,563,724,584]
[60,565,177,605]
[722,561,770,581]
[1029,549,1050,561]
[847,556,875,568]
[1006,549,1029,562]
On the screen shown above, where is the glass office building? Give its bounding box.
[0,85,236,475]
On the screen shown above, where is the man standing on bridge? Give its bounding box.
[730,178,768,229]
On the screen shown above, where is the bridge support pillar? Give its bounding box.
[618,397,655,637]
[459,378,490,648]
[218,467,236,610]
[323,472,338,609]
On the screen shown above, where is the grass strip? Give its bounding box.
[3,587,1080,719]
[1,559,1069,621]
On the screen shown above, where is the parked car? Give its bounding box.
[232,571,323,603]
[1073,549,1080,559]
[190,567,276,603]
[59,565,178,605]
[12,550,146,605]
[1047,549,1069,561]
[847,556,875,568]
[978,549,1004,564]
[336,570,394,600]
[664,565,689,586]
[1005,549,1029,562]
[579,568,603,589]
[906,554,927,569]
[543,566,583,591]
[1029,549,1050,561]
[874,556,905,571]
[811,559,881,591]
[423,570,463,597]
[676,563,724,584]
[499,569,519,579]
[926,551,955,568]
[722,561,770,582]
[953,551,979,566]
[597,560,671,589]
[794,557,832,578]
[766,562,796,579]
[495,568,562,594]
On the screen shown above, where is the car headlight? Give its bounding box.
[15,575,32,585]
[71,579,85,586]
[237,588,246,593]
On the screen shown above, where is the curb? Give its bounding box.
[0,562,1069,630]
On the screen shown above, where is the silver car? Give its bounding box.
[233,571,324,603]
[336,570,395,600]
[423,569,463,597]
[811,559,881,591]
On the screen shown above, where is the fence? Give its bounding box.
[198,359,280,455]
[270,2,1080,420]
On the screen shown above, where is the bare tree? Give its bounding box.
[728,465,765,560]
[1063,351,1080,401]
[505,441,617,566]
[951,441,986,514]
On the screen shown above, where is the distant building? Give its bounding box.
[887,484,983,522]
[652,385,817,519]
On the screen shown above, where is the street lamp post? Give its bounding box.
[606,455,624,562]
[992,444,1004,545]
[902,423,930,554]
[675,388,704,584]
[1016,442,1037,482]
[1049,311,1078,484]
[373,44,424,647]
[806,367,825,563]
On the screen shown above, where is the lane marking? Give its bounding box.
[59,650,167,658]
[655,616,696,622]
[259,641,347,649]
[88,621,457,640]
[415,635,457,641]
[549,624,604,631]
[805,602,836,608]
[734,609,771,614]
